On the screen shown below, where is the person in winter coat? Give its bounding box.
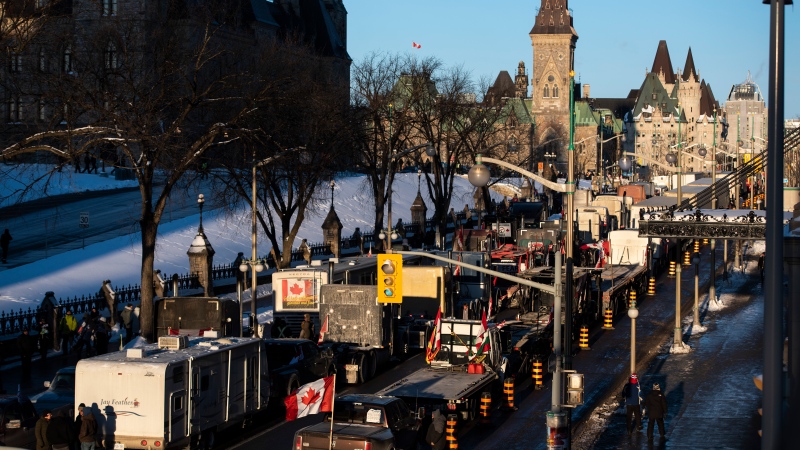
[621,373,643,434]
[120,304,134,344]
[425,409,447,450]
[299,314,315,340]
[35,409,51,450]
[644,382,668,441]
[46,410,75,450]
[78,406,98,450]
[94,317,110,355]
[59,310,78,356]
[0,228,12,263]
[74,320,94,359]
[16,327,36,381]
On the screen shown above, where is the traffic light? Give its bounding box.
[377,254,403,303]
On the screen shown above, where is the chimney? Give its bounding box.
[583,84,591,99]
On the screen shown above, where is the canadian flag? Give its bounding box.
[453,254,462,277]
[284,376,335,421]
[425,308,442,363]
[412,42,421,49]
[317,314,329,345]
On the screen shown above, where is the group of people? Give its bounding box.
[56,307,118,359]
[73,153,99,174]
[622,373,669,442]
[35,403,98,450]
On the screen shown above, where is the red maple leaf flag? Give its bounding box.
[412,42,421,49]
[425,308,442,364]
[317,314,329,345]
[284,375,334,421]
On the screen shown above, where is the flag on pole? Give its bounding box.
[412,42,421,49]
[284,376,335,421]
[318,314,329,345]
[425,309,442,363]
[488,289,493,318]
[453,254,462,277]
[471,310,490,360]
[367,243,373,257]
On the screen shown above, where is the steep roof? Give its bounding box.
[651,40,676,85]
[698,80,719,119]
[268,0,349,60]
[632,72,679,122]
[485,71,517,105]
[682,47,698,82]
[530,0,578,37]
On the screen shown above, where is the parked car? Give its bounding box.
[262,338,335,399]
[0,394,38,449]
[30,366,75,417]
[293,394,421,450]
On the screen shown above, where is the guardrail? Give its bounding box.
[0,210,475,337]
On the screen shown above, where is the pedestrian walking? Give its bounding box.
[78,406,98,450]
[1,228,12,263]
[644,382,668,441]
[74,319,94,359]
[59,310,78,356]
[35,409,52,450]
[621,373,643,434]
[73,156,82,173]
[16,327,35,381]
[120,304,134,344]
[299,313,315,340]
[46,410,74,450]
[37,319,50,361]
[425,409,447,450]
[90,155,98,174]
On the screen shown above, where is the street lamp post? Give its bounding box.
[598,134,627,185]
[628,300,638,374]
[692,252,702,328]
[668,102,685,351]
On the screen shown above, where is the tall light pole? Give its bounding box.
[628,299,638,374]
[692,252,702,328]
[667,102,685,351]
[240,147,304,337]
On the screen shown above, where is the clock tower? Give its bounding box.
[529,0,578,116]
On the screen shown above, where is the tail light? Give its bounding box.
[141,440,147,447]
[447,403,457,411]
[364,441,372,450]
[294,436,303,450]
[154,442,161,447]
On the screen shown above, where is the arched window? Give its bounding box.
[39,48,47,72]
[553,85,559,98]
[63,46,72,73]
[105,42,118,69]
[543,85,549,98]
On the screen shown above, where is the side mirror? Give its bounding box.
[44,381,51,388]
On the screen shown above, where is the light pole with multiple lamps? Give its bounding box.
[598,133,626,184]
[239,146,305,337]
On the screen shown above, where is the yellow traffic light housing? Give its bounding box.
[377,254,403,303]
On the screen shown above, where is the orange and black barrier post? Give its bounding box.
[446,413,458,449]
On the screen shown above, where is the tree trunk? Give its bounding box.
[139,211,157,343]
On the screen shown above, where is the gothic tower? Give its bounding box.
[515,61,529,98]
[529,0,578,115]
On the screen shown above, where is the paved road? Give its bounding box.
[0,182,212,271]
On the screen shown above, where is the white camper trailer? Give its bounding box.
[75,335,269,449]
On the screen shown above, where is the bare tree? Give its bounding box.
[0,2,315,341]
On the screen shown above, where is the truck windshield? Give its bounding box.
[265,345,302,368]
[332,403,385,426]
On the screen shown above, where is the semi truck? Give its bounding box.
[318,267,450,384]
[74,335,269,450]
[376,317,506,422]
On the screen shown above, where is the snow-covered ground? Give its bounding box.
[1,164,518,322]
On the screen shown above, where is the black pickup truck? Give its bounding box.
[263,338,336,399]
[293,394,420,450]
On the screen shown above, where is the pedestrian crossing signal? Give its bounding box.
[377,254,403,303]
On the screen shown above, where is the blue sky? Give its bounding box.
[345,0,799,118]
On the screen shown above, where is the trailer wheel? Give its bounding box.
[287,374,300,398]
[366,350,378,380]
[355,353,369,383]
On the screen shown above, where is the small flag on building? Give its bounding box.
[412,42,421,49]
